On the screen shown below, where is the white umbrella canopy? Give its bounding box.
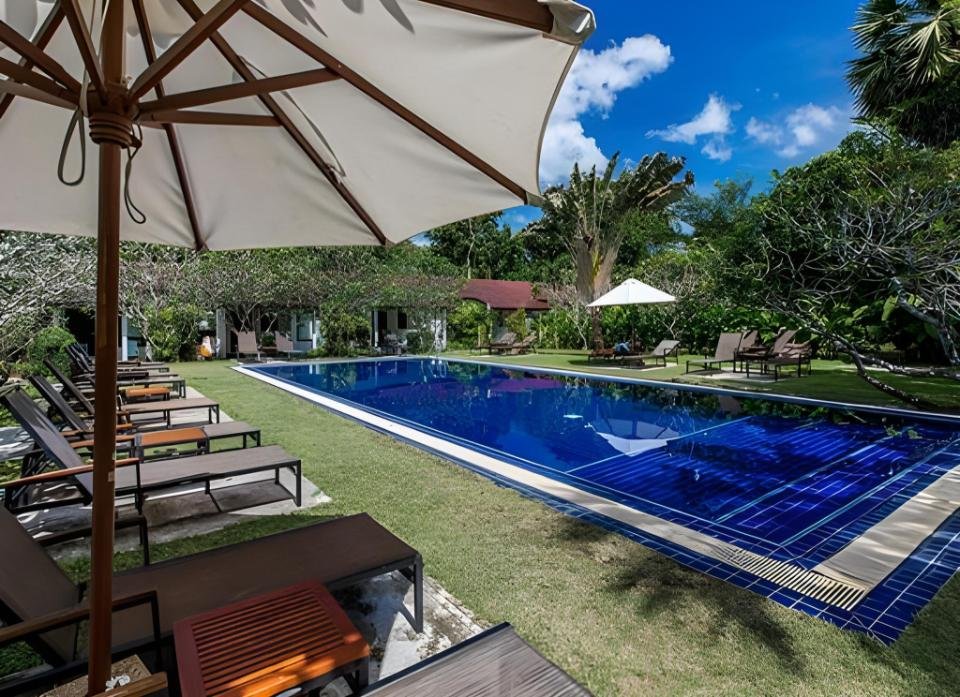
[588,278,676,307]
[0,0,595,249]
[0,1,594,691]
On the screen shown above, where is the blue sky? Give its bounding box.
[503,1,864,230]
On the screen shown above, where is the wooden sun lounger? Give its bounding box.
[121,397,220,427]
[488,332,517,355]
[68,345,170,376]
[68,342,168,371]
[0,510,423,696]
[685,332,745,373]
[361,623,591,696]
[47,358,186,399]
[0,390,297,515]
[623,339,680,368]
[735,329,797,369]
[28,375,260,459]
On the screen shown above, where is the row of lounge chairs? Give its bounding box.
[686,329,812,379]
[1,345,590,695]
[234,330,304,360]
[588,339,681,367]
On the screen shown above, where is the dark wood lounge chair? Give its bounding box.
[48,358,186,398]
[67,344,169,376]
[511,333,538,355]
[488,332,517,355]
[68,342,168,371]
[361,623,591,696]
[745,341,813,381]
[0,390,300,515]
[28,375,259,459]
[735,329,796,369]
[234,330,261,360]
[0,508,423,695]
[39,368,219,427]
[623,339,680,368]
[587,340,615,362]
[685,332,744,373]
[274,332,304,357]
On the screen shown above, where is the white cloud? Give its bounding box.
[540,35,672,184]
[647,94,740,145]
[701,137,733,162]
[745,117,782,145]
[746,104,849,158]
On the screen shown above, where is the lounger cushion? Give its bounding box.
[107,514,418,647]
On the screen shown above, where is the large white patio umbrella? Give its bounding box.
[0,1,594,690]
[588,278,676,307]
[588,278,675,349]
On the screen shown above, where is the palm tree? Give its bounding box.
[535,152,693,346]
[848,0,960,146]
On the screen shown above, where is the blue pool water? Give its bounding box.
[249,358,960,641]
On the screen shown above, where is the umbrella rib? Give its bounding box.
[62,0,107,100]
[128,0,250,102]
[140,109,280,127]
[241,4,531,204]
[0,17,81,93]
[131,0,205,252]
[0,78,75,110]
[174,0,390,246]
[417,0,554,33]
[0,56,77,103]
[0,2,65,122]
[138,68,340,114]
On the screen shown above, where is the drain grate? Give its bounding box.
[717,547,867,611]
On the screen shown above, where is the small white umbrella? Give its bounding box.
[588,278,675,307]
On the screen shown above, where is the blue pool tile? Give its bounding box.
[250,358,960,642]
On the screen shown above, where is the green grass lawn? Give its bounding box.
[451,349,960,412]
[6,358,959,695]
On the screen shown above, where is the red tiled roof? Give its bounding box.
[460,279,550,311]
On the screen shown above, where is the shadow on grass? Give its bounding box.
[610,550,807,675]
[550,515,806,674]
[869,575,960,697]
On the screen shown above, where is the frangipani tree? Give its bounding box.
[535,152,693,344]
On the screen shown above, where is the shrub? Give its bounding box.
[144,304,204,361]
[21,326,77,378]
[534,308,589,350]
[446,300,494,350]
[260,332,276,348]
[320,309,369,356]
[505,308,528,339]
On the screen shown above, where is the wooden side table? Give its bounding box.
[174,581,370,697]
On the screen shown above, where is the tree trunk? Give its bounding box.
[591,307,603,349]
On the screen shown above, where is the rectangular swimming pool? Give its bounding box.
[242,357,960,642]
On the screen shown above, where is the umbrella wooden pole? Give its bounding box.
[87,2,126,693]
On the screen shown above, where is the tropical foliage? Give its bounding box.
[848,0,960,146]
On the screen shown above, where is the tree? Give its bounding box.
[533,152,693,344]
[848,0,960,146]
[676,179,753,242]
[753,132,960,406]
[0,231,95,379]
[120,244,205,360]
